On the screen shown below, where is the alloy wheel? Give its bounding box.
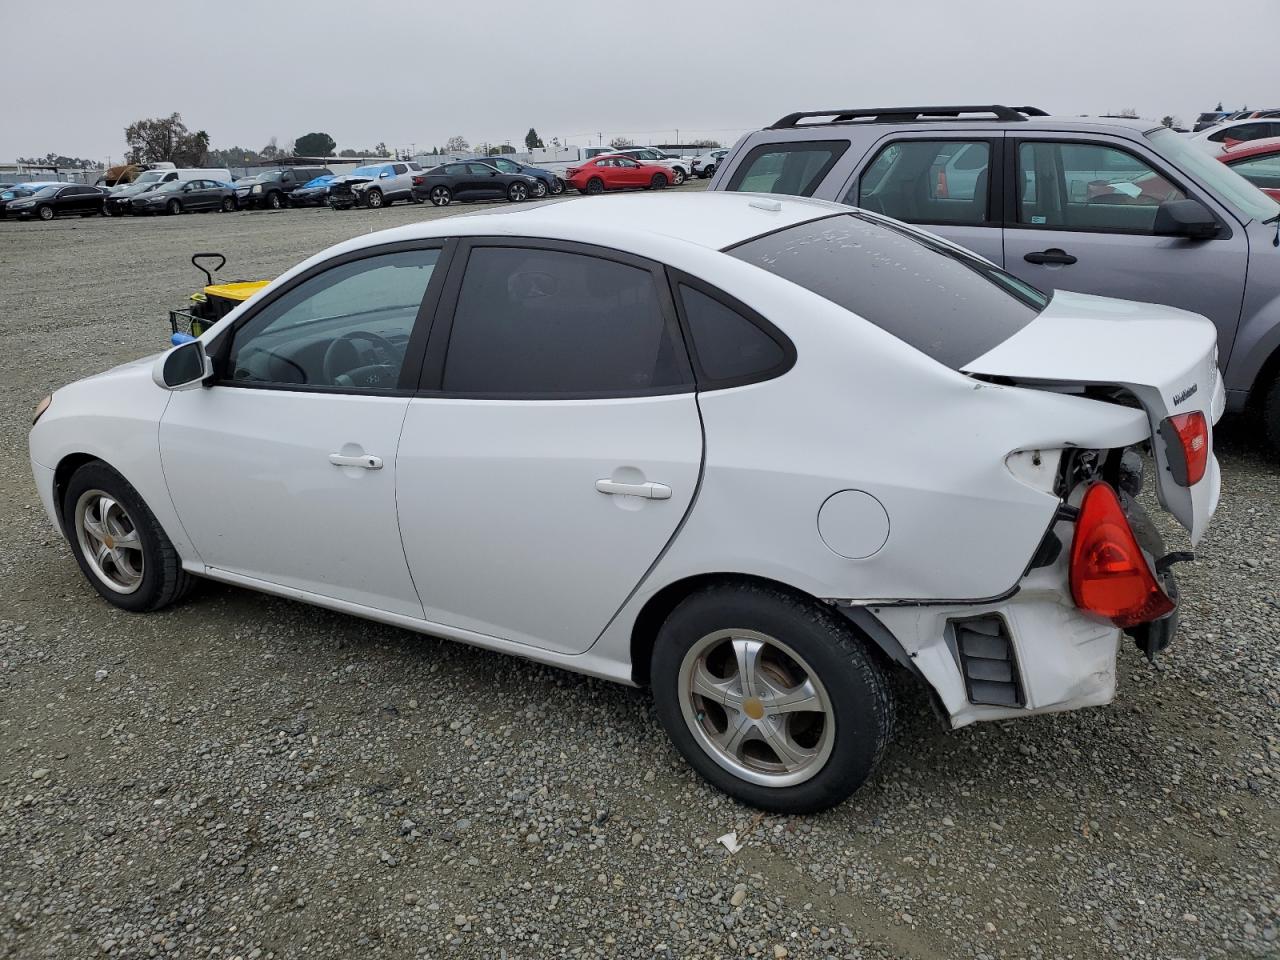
[74,489,144,594]
[431,187,450,206]
[510,183,528,202]
[678,629,835,788]
[533,180,547,198]
[38,205,54,221]
[367,190,383,208]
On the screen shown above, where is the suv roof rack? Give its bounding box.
[767,105,1049,129]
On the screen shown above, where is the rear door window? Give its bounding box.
[848,139,993,225]
[441,246,691,396]
[728,213,1046,369]
[724,141,848,196]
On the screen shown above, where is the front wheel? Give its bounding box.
[429,186,451,206]
[167,199,182,216]
[651,584,895,813]
[671,167,687,185]
[267,191,284,210]
[550,177,566,195]
[37,205,55,221]
[507,181,529,202]
[365,188,384,209]
[63,461,196,613]
[650,173,669,189]
[221,196,236,212]
[532,179,548,198]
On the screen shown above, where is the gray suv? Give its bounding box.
[710,105,1280,449]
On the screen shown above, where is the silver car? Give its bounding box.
[711,104,1280,451]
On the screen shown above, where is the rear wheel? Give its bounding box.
[532,179,548,198]
[63,461,196,613]
[650,173,669,189]
[429,186,452,206]
[167,199,182,216]
[507,181,529,202]
[365,188,384,209]
[586,177,605,195]
[37,204,55,221]
[651,583,895,813]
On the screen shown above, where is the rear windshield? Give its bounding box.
[728,213,1048,369]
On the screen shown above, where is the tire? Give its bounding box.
[102,204,116,217]
[1262,373,1280,455]
[650,173,669,189]
[62,460,196,613]
[550,177,566,196]
[167,199,182,216]
[507,181,529,202]
[586,177,605,195]
[700,164,716,178]
[671,167,687,185]
[365,188,384,209]
[37,205,54,221]
[429,186,452,206]
[221,196,236,212]
[650,583,895,813]
[265,191,283,210]
[532,179,548,199]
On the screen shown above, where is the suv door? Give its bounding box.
[1002,136,1248,364]
[396,240,703,654]
[159,245,445,617]
[838,134,1004,265]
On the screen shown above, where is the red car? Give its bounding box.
[1218,137,1280,201]
[565,154,674,194]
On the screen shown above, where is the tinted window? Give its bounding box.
[850,140,991,225]
[445,164,467,176]
[725,141,848,197]
[1208,123,1262,143]
[1228,152,1280,188]
[442,247,690,395]
[227,249,439,389]
[467,163,496,175]
[679,284,787,383]
[729,214,1045,369]
[393,164,407,174]
[1018,141,1186,234]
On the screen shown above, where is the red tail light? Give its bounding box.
[1070,483,1175,628]
[935,168,949,198]
[1160,411,1208,486]
[566,167,580,177]
[412,175,424,186]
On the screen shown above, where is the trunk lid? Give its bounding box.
[962,290,1223,544]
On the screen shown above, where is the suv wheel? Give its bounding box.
[672,167,687,185]
[267,191,284,210]
[365,188,384,209]
[651,583,895,813]
[429,186,451,206]
[63,460,196,613]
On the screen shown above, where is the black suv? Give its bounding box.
[235,167,332,210]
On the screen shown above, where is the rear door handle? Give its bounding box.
[595,479,671,500]
[329,453,383,470]
[1023,248,1077,265]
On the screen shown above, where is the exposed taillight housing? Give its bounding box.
[1159,411,1208,486]
[1069,482,1175,628]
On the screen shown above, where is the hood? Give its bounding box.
[963,290,1223,543]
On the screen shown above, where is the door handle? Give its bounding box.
[595,479,671,500]
[329,453,383,470]
[1023,248,1077,265]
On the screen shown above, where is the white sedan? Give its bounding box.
[29,193,1222,812]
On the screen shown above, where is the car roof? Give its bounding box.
[747,114,1159,142]
[334,192,846,257]
[1219,135,1280,160]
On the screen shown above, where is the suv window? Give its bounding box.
[226,249,439,389]
[725,141,848,197]
[729,213,1047,369]
[1207,122,1277,143]
[678,284,788,383]
[442,247,691,396]
[1017,141,1186,234]
[444,164,467,176]
[850,140,992,225]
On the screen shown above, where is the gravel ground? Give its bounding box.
[1,187,1278,960]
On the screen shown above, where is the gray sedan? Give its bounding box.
[131,179,237,215]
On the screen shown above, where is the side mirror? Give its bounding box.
[1153,198,1220,239]
[152,339,212,391]
[379,171,391,178]
[490,170,498,176]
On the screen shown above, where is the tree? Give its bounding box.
[689,138,721,148]
[1115,108,1139,119]
[293,132,336,157]
[1161,115,1179,128]
[524,127,544,150]
[1215,101,1224,111]
[443,135,470,154]
[17,152,100,170]
[124,112,210,166]
[609,136,635,149]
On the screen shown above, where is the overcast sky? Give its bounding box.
[4,0,1279,163]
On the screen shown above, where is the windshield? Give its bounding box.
[134,171,168,184]
[350,165,385,178]
[1148,127,1280,222]
[728,213,1048,369]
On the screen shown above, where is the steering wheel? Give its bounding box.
[322,330,402,388]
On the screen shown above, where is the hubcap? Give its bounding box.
[678,629,834,787]
[75,490,144,594]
